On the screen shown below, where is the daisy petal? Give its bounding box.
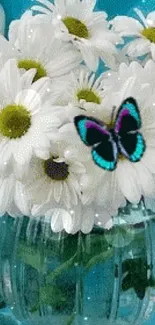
[15,88,42,113]
[150,43,155,60]
[0,176,13,215]
[20,69,36,89]
[81,207,94,233]
[62,210,74,233]
[125,38,150,57]
[46,46,81,77]
[54,182,62,203]
[51,208,65,232]
[134,163,155,197]
[14,181,31,215]
[0,139,12,168]
[117,161,141,204]
[34,149,50,160]
[78,42,99,72]
[146,11,155,27]
[13,140,32,166]
[8,10,33,44]
[111,16,143,35]
[142,149,155,173]
[32,0,55,13]
[0,59,21,101]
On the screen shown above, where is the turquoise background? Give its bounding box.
[0,0,155,324]
[1,0,155,32]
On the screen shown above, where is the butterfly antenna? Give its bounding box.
[111,106,117,124]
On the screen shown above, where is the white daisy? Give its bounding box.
[54,62,153,125]
[0,10,81,80]
[50,68,106,120]
[0,59,61,169]
[31,0,123,71]
[29,140,86,219]
[101,60,155,106]
[111,9,155,60]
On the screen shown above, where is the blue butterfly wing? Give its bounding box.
[115,97,146,162]
[92,140,118,171]
[74,115,118,171]
[74,115,109,146]
[115,97,141,135]
[118,132,146,162]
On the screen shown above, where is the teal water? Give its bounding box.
[0,0,155,324]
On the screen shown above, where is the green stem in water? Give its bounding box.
[46,253,77,283]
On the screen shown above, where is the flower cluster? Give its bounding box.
[0,1,155,234]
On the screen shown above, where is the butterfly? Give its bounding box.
[74,97,146,171]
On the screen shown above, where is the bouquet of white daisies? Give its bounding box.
[0,0,155,234]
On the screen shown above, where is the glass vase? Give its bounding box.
[0,210,155,325]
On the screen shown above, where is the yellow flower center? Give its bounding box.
[0,104,31,139]
[44,157,69,181]
[77,89,101,104]
[141,27,155,43]
[18,60,47,82]
[62,17,89,39]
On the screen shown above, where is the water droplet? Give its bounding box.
[84,317,88,321]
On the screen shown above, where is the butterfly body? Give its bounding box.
[74,98,146,171]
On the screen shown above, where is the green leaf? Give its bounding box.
[122,258,155,300]
[40,284,68,310]
[122,273,133,291]
[135,281,146,300]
